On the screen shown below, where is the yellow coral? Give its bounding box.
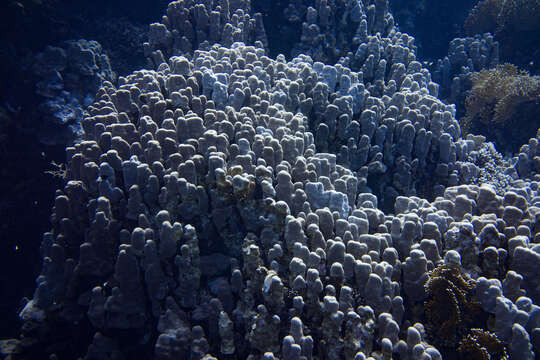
[458,329,509,360]
[462,64,540,134]
[424,265,510,359]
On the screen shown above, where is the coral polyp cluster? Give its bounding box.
[424,264,479,347]
[462,64,540,152]
[458,329,509,360]
[423,264,512,359]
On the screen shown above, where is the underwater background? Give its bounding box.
[0,0,538,359]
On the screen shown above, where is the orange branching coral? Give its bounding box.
[458,329,509,360]
[462,64,540,135]
[424,265,480,347]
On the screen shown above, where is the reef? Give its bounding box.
[2,1,539,360]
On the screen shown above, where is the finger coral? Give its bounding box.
[463,0,504,35]
[6,1,540,360]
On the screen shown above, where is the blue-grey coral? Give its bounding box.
[15,0,540,359]
[32,39,116,145]
[432,33,500,107]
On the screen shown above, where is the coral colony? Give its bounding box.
[12,0,540,359]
